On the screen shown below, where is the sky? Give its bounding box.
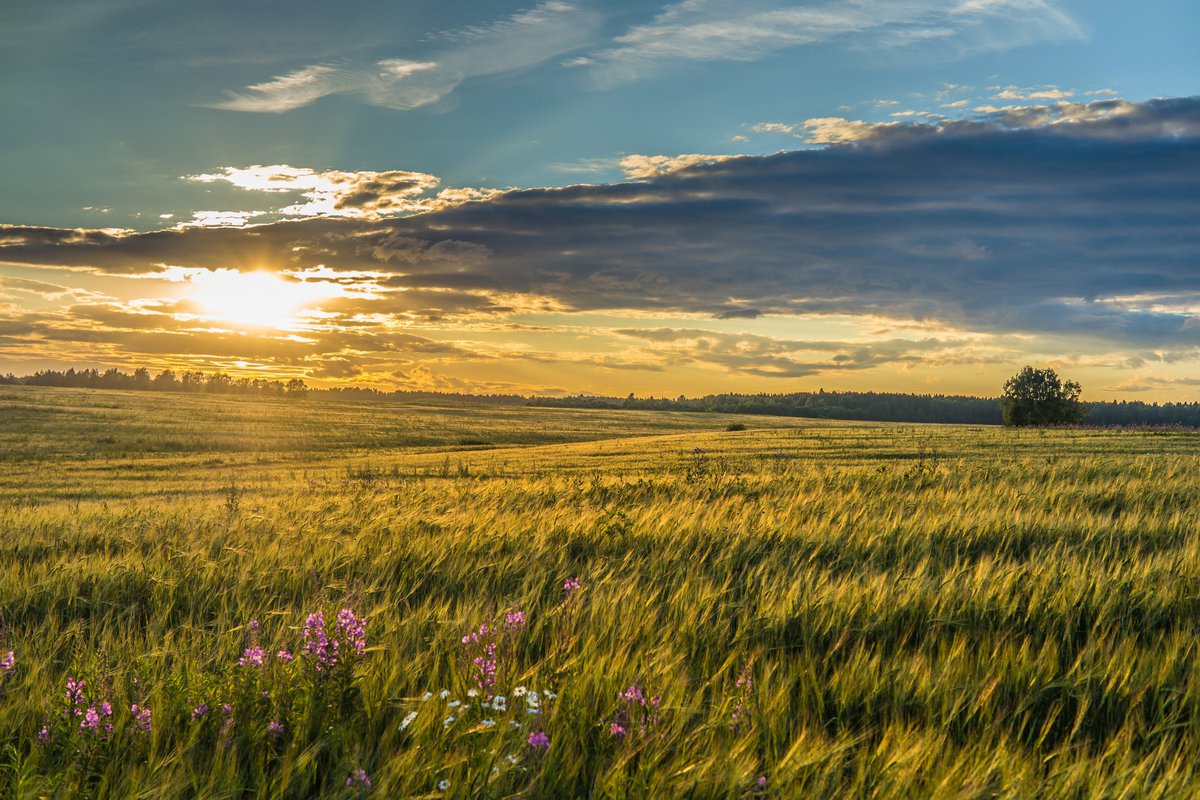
[1,0,1198,398]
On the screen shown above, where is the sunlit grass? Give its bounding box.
[2,387,1200,797]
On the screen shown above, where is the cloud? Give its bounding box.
[3,97,1199,359]
[184,165,455,221]
[586,0,1081,85]
[993,84,1073,101]
[177,210,269,228]
[213,2,600,113]
[619,154,735,180]
[611,327,997,378]
[761,97,1200,145]
[1111,373,1200,393]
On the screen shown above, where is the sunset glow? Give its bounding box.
[185,270,341,329]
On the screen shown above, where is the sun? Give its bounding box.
[187,269,339,329]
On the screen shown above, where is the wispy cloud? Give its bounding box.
[618,153,735,179]
[584,0,1081,86]
[213,2,600,113]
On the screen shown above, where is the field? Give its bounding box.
[2,386,1200,798]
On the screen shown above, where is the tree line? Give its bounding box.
[4,366,1200,427]
[531,388,1200,428]
[0,367,309,398]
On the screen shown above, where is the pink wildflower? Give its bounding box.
[238,646,265,668]
[64,676,86,713]
[505,610,526,630]
[276,649,293,662]
[527,730,550,750]
[191,703,209,720]
[0,650,14,674]
[345,768,372,793]
[80,702,113,737]
[336,609,367,656]
[131,704,152,734]
[303,611,339,671]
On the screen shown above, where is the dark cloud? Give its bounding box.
[2,96,1198,348]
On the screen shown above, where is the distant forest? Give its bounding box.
[4,367,1200,427]
[529,392,1200,428]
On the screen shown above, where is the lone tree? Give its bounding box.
[1000,366,1087,426]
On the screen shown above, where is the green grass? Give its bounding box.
[2,386,1200,797]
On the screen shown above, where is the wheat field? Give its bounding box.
[2,386,1199,798]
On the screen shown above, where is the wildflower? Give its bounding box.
[731,665,754,733]
[467,688,480,698]
[563,577,581,596]
[400,710,419,730]
[345,768,372,793]
[0,650,14,674]
[439,689,451,699]
[443,715,456,727]
[491,695,507,712]
[513,686,527,697]
[37,726,51,744]
[239,646,265,668]
[65,676,86,713]
[471,642,498,696]
[131,704,152,734]
[506,754,520,765]
[336,609,367,656]
[448,700,461,708]
[481,719,495,727]
[422,692,434,701]
[505,609,526,630]
[511,720,521,728]
[544,690,557,700]
[191,703,209,720]
[267,719,284,738]
[527,730,550,751]
[248,619,261,636]
[80,702,113,737]
[303,611,338,671]
[221,703,233,715]
[609,722,627,738]
[437,779,451,791]
[754,775,768,792]
[276,649,293,662]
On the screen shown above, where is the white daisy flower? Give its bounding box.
[513,686,527,697]
[438,779,451,791]
[400,710,419,730]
